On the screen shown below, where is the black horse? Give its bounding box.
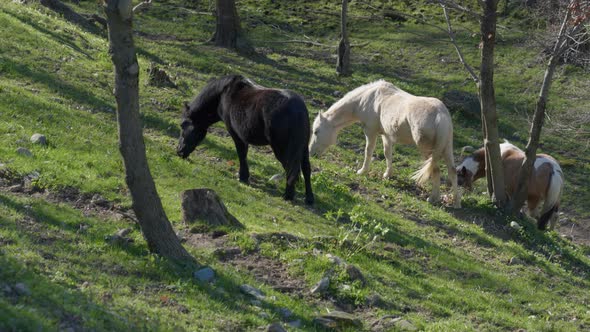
[177,75,314,205]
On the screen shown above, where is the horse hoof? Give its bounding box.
[357,168,368,175]
[382,172,392,179]
[305,196,315,205]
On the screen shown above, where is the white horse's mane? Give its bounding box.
[327,80,405,112]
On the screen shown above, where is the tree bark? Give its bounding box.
[212,0,240,49]
[104,0,195,263]
[336,0,351,76]
[509,4,574,213]
[478,0,507,206]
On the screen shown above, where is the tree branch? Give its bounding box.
[441,2,480,83]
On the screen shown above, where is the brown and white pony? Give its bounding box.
[456,141,564,230]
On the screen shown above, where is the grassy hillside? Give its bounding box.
[1,0,589,331]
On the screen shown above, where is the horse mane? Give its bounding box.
[326,80,405,113]
[185,74,251,119]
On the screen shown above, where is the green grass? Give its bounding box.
[1,0,589,331]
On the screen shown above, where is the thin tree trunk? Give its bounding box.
[336,0,351,76]
[509,4,573,213]
[479,0,506,206]
[104,0,195,263]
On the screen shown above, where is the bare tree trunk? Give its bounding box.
[479,0,507,206]
[509,4,574,213]
[104,0,195,263]
[336,0,351,76]
[212,0,240,49]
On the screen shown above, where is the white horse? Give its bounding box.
[309,80,461,208]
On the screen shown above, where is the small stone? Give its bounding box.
[326,254,344,265]
[287,319,301,328]
[316,311,361,328]
[240,284,265,300]
[345,264,365,285]
[333,90,342,97]
[14,283,31,296]
[259,312,270,319]
[16,147,32,157]
[30,133,47,146]
[193,267,215,283]
[251,299,262,307]
[310,277,329,294]
[510,221,523,231]
[115,228,132,237]
[277,308,292,319]
[8,184,23,192]
[394,319,417,331]
[340,284,351,291]
[266,322,287,332]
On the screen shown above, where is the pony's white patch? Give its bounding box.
[459,157,480,176]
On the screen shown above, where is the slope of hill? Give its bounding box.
[1,0,589,331]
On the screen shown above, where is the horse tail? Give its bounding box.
[411,110,453,185]
[538,168,564,230]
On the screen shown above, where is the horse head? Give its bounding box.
[309,111,337,156]
[176,102,208,158]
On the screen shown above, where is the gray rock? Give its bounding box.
[8,184,23,192]
[277,307,293,319]
[266,322,287,332]
[310,277,329,294]
[30,133,47,146]
[326,254,344,266]
[194,267,215,283]
[240,284,265,300]
[287,319,301,328]
[115,228,132,237]
[14,283,31,296]
[346,264,366,285]
[394,319,417,331]
[16,147,32,157]
[314,311,361,329]
[181,189,243,228]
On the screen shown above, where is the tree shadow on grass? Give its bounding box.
[0,192,318,330]
[6,9,95,59]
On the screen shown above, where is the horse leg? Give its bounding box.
[427,162,441,204]
[382,135,394,179]
[444,145,461,208]
[230,132,250,183]
[357,129,377,175]
[301,147,314,205]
